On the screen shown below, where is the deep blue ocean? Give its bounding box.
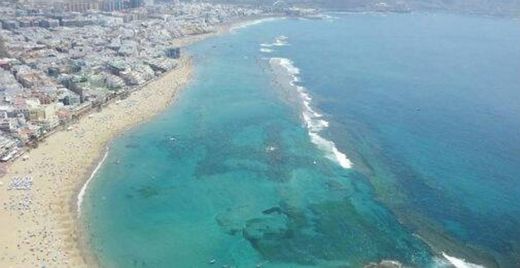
[83,13,520,267]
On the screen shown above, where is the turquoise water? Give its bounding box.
[84,13,520,267]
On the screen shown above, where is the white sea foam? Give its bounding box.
[276,57,300,76]
[323,14,339,21]
[260,48,273,53]
[260,35,290,48]
[270,57,352,169]
[230,17,282,32]
[77,147,110,218]
[441,253,486,268]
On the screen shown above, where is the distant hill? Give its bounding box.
[194,0,520,16]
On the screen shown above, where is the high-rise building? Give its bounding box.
[129,0,142,8]
[60,0,100,12]
[101,0,124,12]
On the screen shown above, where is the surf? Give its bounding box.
[269,57,352,169]
[77,147,110,218]
[230,17,283,32]
[441,253,486,268]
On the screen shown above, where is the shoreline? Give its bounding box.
[75,16,282,267]
[0,16,278,267]
[76,147,109,219]
[73,55,194,267]
[0,55,194,267]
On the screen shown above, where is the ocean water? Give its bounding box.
[83,13,520,267]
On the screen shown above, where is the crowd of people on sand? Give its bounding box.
[3,192,32,212]
[0,58,192,267]
[1,155,75,266]
[7,176,33,190]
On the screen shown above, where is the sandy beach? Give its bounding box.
[0,54,193,267]
[0,16,279,267]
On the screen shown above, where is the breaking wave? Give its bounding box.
[270,57,352,169]
[440,253,486,268]
[261,35,289,48]
[260,48,273,53]
[77,147,110,218]
[230,17,282,32]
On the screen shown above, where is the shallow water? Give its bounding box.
[84,13,520,267]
